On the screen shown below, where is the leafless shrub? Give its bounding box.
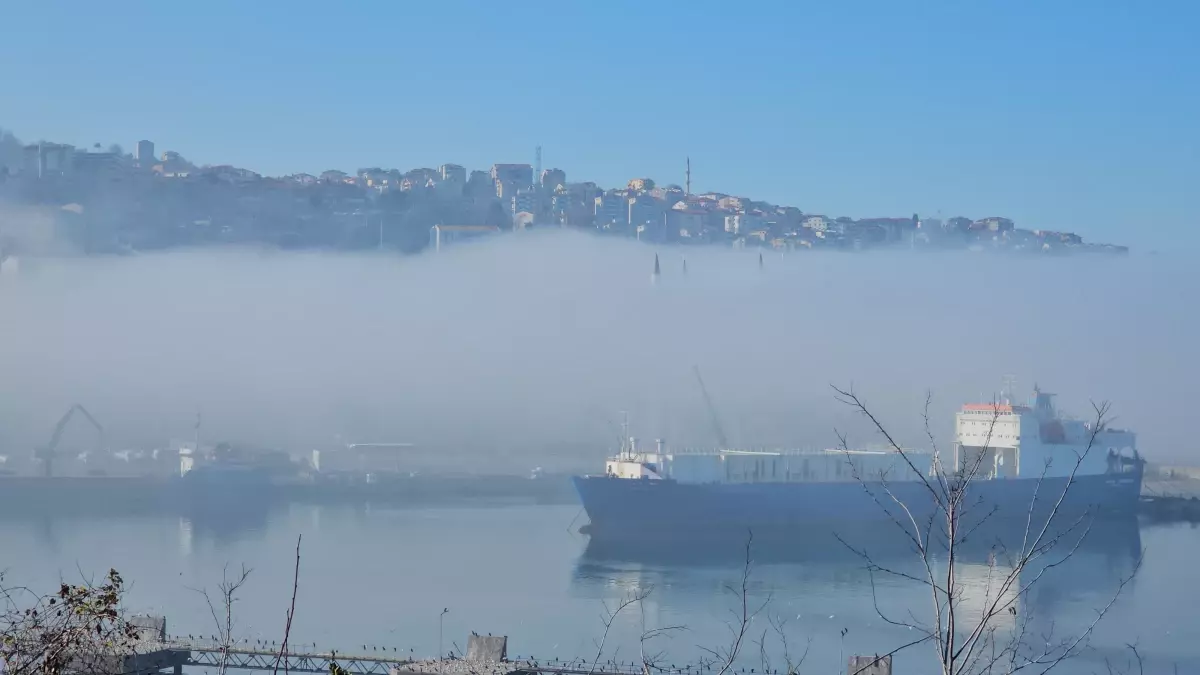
[1,568,142,675]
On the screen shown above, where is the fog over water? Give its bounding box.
[1,231,1196,469]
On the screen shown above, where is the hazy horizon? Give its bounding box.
[2,230,1195,470]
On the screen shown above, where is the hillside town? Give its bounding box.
[0,129,1129,258]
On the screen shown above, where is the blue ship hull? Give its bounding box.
[572,468,1143,540]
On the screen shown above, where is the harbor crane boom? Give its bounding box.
[35,404,105,477]
[692,365,729,449]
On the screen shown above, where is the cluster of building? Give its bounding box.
[0,136,1129,256]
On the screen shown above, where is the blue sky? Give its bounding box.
[2,1,1197,248]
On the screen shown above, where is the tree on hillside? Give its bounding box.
[0,127,23,172]
[484,201,511,231]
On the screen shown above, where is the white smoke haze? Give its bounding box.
[1,230,1196,471]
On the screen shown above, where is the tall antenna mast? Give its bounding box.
[619,410,630,458]
[1001,374,1017,405]
[534,145,542,189]
[685,156,691,197]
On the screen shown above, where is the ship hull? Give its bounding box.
[573,468,1143,540]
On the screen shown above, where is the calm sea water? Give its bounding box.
[2,504,1197,675]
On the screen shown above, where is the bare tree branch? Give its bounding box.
[272,534,302,675]
[188,564,252,675]
[696,531,770,675]
[831,384,1141,675]
[766,615,810,675]
[588,589,649,675]
[638,597,686,675]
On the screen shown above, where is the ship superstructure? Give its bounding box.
[954,386,1138,480]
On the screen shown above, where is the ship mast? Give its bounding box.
[619,410,631,459]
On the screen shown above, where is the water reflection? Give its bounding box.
[176,498,274,545]
[0,503,1189,674]
[572,518,1145,674]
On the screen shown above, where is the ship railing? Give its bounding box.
[663,446,931,456]
[667,446,833,456]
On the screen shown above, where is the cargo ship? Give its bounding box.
[572,386,1145,539]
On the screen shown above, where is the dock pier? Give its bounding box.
[120,621,891,675]
[1141,479,1200,522]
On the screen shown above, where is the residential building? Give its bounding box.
[135,140,155,167]
[434,169,464,195]
[491,163,533,187]
[405,167,440,185]
[628,195,661,228]
[594,192,629,227]
[198,165,260,183]
[22,143,74,177]
[512,189,538,215]
[564,181,602,204]
[73,149,124,174]
[802,215,830,232]
[972,217,1015,233]
[857,217,917,241]
[651,184,686,207]
[724,213,764,235]
[495,179,521,200]
[551,189,573,219]
[439,163,466,183]
[1035,230,1083,245]
[541,168,566,192]
[667,209,706,238]
[946,216,973,232]
[718,196,745,211]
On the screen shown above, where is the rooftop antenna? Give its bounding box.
[685,157,691,197]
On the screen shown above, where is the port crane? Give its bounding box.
[692,365,730,450]
[35,404,104,477]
